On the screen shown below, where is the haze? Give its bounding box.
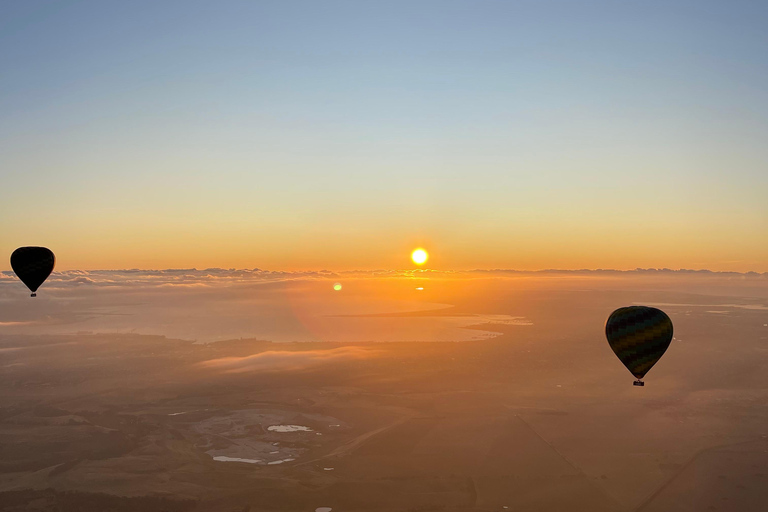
[2,2,768,512]
[2,271,768,511]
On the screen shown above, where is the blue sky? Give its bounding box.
[1,1,767,270]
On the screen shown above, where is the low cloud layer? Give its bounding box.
[1,267,764,292]
[2,268,765,344]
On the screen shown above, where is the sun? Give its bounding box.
[411,248,428,265]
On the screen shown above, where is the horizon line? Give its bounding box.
[2,267,767,276]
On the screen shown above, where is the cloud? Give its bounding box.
[1,267,765,294]
[199,346,378,373]
[0,268,346,290]
[67,276,95,284]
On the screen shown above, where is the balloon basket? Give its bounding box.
[633,380,644,386]
[30,293,36,298]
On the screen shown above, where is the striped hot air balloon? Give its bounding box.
[605,306,673,386]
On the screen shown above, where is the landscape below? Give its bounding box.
[0,272,766,511]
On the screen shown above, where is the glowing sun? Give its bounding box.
[411,248,428,265]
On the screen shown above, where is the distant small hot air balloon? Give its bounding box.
[605,306,673,386]
[10,247,55,297]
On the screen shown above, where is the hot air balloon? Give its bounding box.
[605,306,673,386]
[10,247,56,297]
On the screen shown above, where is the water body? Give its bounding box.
[267,458,295,465]
[213,456,261,464]
[267,425,313,432]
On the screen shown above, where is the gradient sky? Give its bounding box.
[2,0,767,271]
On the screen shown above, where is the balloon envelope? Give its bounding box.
[605,306,673,381]
[10,247,56,296]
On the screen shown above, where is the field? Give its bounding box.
[0,272,766,511]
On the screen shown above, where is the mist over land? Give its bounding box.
[1,268,765,341]
[1,270,766,511]
[3,0,768,510]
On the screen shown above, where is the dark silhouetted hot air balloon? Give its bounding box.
[10,247,55,297]
[605,306,673,386]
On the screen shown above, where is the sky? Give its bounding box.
[1,0,767,271]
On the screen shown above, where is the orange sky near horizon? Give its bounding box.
[2,218,765,273]
[2,2,767,274]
